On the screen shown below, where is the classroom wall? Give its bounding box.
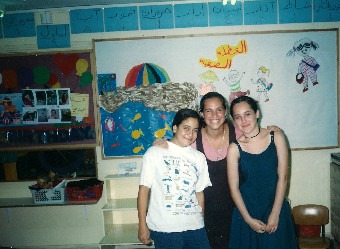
[0,5,339,248]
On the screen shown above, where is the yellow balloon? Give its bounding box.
[52,82,61,89]
[76,59,88,76]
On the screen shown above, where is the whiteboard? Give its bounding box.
[94,29,339,150]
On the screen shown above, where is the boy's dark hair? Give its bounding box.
[172,108,200,129]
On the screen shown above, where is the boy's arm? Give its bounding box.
[195,191,205,217]
[137,185,151,245]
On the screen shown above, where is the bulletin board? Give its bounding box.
[0,51,98,151]
[94,28,339,157]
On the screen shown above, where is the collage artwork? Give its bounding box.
[95,29,338,158]
[0,53,95,147]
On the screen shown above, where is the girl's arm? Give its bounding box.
[227,143,266,233]
[195,191,205,217]
[137,185,151,245]
[265,131,289,234]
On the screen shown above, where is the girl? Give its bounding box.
[138,108,212,249]
[227,96,297,249]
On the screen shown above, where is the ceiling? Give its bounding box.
[2,0,195,12]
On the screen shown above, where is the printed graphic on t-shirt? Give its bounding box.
[161,155,200,216]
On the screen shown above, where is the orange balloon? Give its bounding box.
[1,69,18,89]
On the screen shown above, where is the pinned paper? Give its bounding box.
[70,93,89,117]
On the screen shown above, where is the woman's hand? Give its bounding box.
[266,212,279,234]
[138,224,151,245]
[266,125,281,132]
[247,217,266,234]
[152,137,169,149]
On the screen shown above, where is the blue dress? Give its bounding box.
[228,132,297,249]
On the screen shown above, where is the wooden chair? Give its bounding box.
[292,204,331,249]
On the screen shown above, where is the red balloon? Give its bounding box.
[53,53,79,77]
[48,73,58,87]
[1,69,18,89]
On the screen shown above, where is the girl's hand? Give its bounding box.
[266,125,281,132]
[152,138,168,149]
[266,212,279,234]
[138,224,151,245]
[247,217,266,233]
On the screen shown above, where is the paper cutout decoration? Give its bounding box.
[33,65,50,85]
[1,69,18,89]
[125,63,170,87]
[53,53,80,77]
[76,59,89,76]
[17,67,34,88]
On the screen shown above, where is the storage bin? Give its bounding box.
[31,179,67,204]
[66,181,104,202]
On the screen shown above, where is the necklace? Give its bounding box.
[245,129,260,139]
[205,126,225,152]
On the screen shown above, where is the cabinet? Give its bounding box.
[100,174,154,248]
[331,152,340,243]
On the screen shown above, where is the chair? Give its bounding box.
[292,204,331,249]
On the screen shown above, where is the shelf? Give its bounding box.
[100,223,140,245]
[105,174,140,180]
[103,198,137,211]
[0,197,99,208]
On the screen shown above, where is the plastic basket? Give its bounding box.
[66,181,103,202]
[31,180,67,204]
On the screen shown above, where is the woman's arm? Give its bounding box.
[227,143,266,233]
[195,191,205,217]
[137,185,151,245]
[152,138,168,149]
[265,131,289,234]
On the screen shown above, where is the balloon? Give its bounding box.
[17,67,34,87]
[80,72,93,88]
[33,65,50,85]
[76,59,89,76]
[53,53,79,77]
[47,73,58,87]
[1,69,18,89]
[52,82,61,89]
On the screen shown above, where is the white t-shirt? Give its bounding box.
[139,141,212,233]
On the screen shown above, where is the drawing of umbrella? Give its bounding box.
[125,63,170,87]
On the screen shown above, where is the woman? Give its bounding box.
[138,108,212,249]
[197,92,238,249]
[227,96,297,249]
[154,92,279,249]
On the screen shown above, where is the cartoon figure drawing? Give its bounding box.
[198,70,217,99]
[286,37,320,93]
[252,66,273,103]
[223,70,250,103]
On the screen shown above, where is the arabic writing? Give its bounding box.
[140,5,173,30]
[37,24,70,49]
[104,7,138,32]
[199,40,248,69]
[70,8,104,34]
[3,13,36,38]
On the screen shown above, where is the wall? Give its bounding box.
[0,5,339,248]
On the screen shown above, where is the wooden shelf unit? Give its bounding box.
[100,174,154,248]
